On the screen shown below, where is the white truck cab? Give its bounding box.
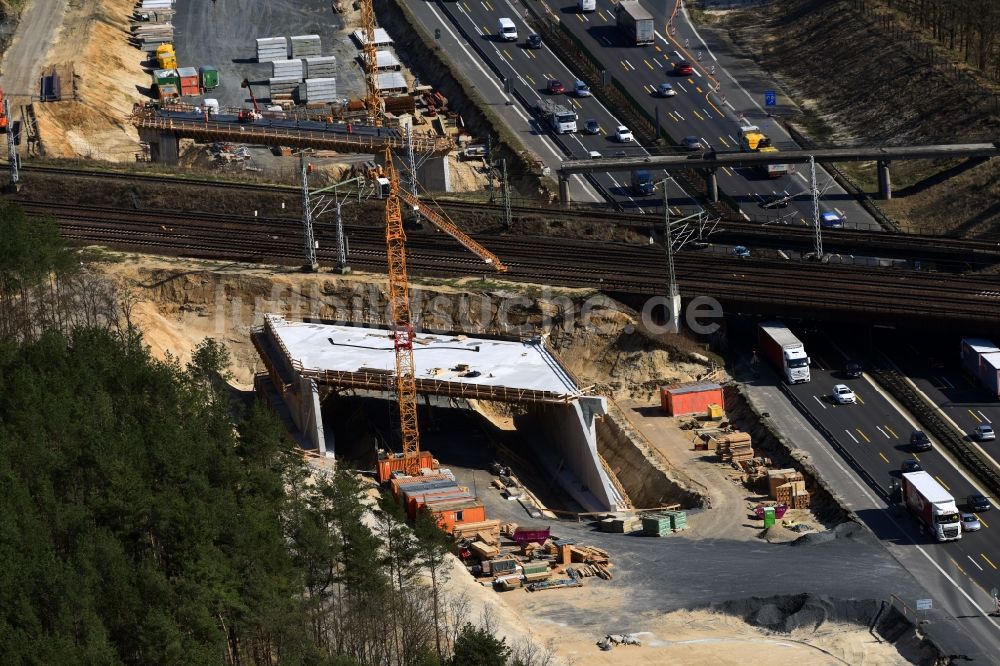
[578,0,597,11]
[497,18,518,41]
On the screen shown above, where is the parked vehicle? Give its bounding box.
[616,0,654,46]
[758,322,811,384]
[831,384,856,404]
[497,17,518,41]
[967,493,992,512]
[910,430,932,452]
[901,471,962,541]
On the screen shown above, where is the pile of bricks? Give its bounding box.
[714,431,754,463]
[768,468,810,509]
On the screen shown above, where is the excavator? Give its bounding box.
[238,78,262,122]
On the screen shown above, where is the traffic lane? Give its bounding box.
[450,1,696,211]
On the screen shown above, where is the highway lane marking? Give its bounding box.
[968,408,982,423]
[481,0,492,9]
[687,77,696,84]
[576,12,584,21]
[950,558,968,576]
[878,451,889,463]
[718,136,730,147]
[655,45,661,52]
[813,395,827,410]
[695,86,703,93]
[834,207,844,215]
[728,134,738,144]
[620,60,628,70]
[936,375,955,388]
[673,110,685,121]
[644,84,654,93]
[884,424,898,438]
[674,50,682,59]
[935,475,950,491]
[977,410,991,423]
[570,98,581,108]
[482,25,490,35]
[844,429,858,443]
[598,10,609,21]
[655,58,664,68]
[692,109,703,120]
[644,59,654,70]
[502,50,513,62]
[676,82,687,93]
[525,74,535,85]
[856,428,871,443]
[721,166,733,176]
[462,1,471,10]
[856,394,865,404]
[876,426,890,439]
[977,513,989,528]
[912,453,921,462]
[624,59,636,70]
[800,218,808,226]
[968,555,985,572]
[797,171,808,182]
[702,107,714,119]
[704,97,725,118]
[981,553,998,570]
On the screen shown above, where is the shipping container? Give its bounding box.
[427,498,486,533]
[377,450,436,481]
[979,352,1000,398]
[199,65,219,90]
[153,68,179,87]
[660,382,724,416]
[960,338,999,377]
[157,84,179,101]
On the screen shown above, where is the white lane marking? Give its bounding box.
[673,110,685,121]
[844,429,859,444]
[676,82,687,93]
[978,410,992,423]
[702,107,712,118]
[876,426,890,439]
[727,134,737,145]
[813,395,827,410]
[797,171,808,182]
[968,555,984,572]
[937,375,955,389]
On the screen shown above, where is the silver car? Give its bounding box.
[961,513,981,532]
[975,423,995,441]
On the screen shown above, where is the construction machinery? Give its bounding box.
[359,0,384,125]
[378,148,507,477]
[739,123,787,178]
[239,78,262,122]
[155,43,177,69]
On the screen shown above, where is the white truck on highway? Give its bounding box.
[757,322,810,384]
[535,99,578,134]
[900,471,962,541]
[616,1,654,46]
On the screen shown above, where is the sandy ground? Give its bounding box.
[0,0,68,108]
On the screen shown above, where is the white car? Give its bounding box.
[615,125,633,142]
[588,150,602,159]
[832,384,856,404]
[976,423,996,441]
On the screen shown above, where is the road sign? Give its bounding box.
[765,89,777,107]
[916,598,933,611]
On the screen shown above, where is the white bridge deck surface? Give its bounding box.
[267,315,581,396]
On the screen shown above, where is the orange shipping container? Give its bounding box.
[390,473,453,500]
[378,451,436,482]
[661,382,724,416]
[428,499,486,534]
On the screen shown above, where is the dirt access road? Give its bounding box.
[0,0,67,106]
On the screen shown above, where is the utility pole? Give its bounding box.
[300,151,319,272]
[501,158,512,231]
[6,97,19,189]
[810,155,822,258]
[661,181,680,333]
[487,135,495,203]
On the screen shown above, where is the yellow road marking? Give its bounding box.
[969,408,983,422]
[620,60,628,70]
[705,95,724,118]
[645,59,654,70]
[884,424,898,438]
[878,451,889,463]
[502,50,512,61]
[483,25,490,35]
[692,109,703,120]
[949,557,967,576]
[935,475,950,491]
[463,1,471,11]
[655,45,662,52]
[981,553,998,570]
[598,10,608,21]
[525,74,535,85]
[695,86,703,93]
[721,166,732,176]
[483,0,492,9]
[688,77,695,84]
[912,453,920,462]
[856,394,865,404]
[576,12,584,21]
[857,429,871,443]
[977,513,989,528]
[718,136,729,147]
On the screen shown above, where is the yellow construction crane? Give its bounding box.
[360,0,384,126]
[381,148,507,474]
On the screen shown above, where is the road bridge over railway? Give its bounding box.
[558,143,1000,204]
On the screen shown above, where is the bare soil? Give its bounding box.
[706,0,1000,236]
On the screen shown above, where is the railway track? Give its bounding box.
[32,200,1000,325]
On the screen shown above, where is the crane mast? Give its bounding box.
[360,0,384,126]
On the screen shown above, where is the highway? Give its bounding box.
[410,0,701,215]
[542,0,878,229]
[777,330,1000,618]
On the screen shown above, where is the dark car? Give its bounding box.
[681,135,703,151]
[843,361,862,378]
[583,119,601,135]
[756,192,790,209]
[674,60,693,76]
[547,79,564,94]
[899,459,922,474]
[526,33,542,49]
[968,493,992,512]
[909,430,932,452]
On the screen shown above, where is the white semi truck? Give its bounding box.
[901,471,962,541]
[758,322,810,384]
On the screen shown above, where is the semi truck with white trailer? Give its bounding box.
[535,99,578,134]
[960,337,1000,398]
[900,471,962,541]
[616,1,654,46]
[757,322,810,384]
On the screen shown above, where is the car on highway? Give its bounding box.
[820,212,845,229]
[574,80,591,97]
[497,17,518,42]
[681,135,703,151]
[967,493,992,512]
[756,192,790,209]
[588,150,602,159]
[615,125,634,142]
[961,513,982,532]
[843,361,862,378]
[656,82,677,97]
[674,60,693,76]
[525,33,542,49]
[583,119,601,135]
[732,245,751,259]
[909,430,932,452]
[547,79,565,94]
[899,459,922,474]
[831,384,856,404]
[975,423,995,441]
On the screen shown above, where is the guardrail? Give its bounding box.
[867,363,1000,499]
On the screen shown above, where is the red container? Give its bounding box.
[378,451,436,482]
[661,382,724,416]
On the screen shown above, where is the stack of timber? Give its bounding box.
[714,431,754,463]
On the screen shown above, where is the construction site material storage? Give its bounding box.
[660,382,724,416]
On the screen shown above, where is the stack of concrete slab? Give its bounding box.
[256,37,288,62]
[352,28,393,47]
[377,71,406,92]
[271,59,304,79]
[365,50,400,71]
[301,78,337,103]
[305,56,337,78]
[290,34,322,58]
[268,77,300,97]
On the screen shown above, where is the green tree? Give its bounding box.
[449,623,510,666]
[414,508,453,662]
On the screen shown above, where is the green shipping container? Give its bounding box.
[153,68,179,88]
[199,66,219,91]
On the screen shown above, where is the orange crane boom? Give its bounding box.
[360,0,384,126]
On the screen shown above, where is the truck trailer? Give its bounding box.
[616,1,654,46]
[900,471,962,541]
[757,322,810,384]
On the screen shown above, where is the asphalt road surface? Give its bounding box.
[545,0,878,229]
